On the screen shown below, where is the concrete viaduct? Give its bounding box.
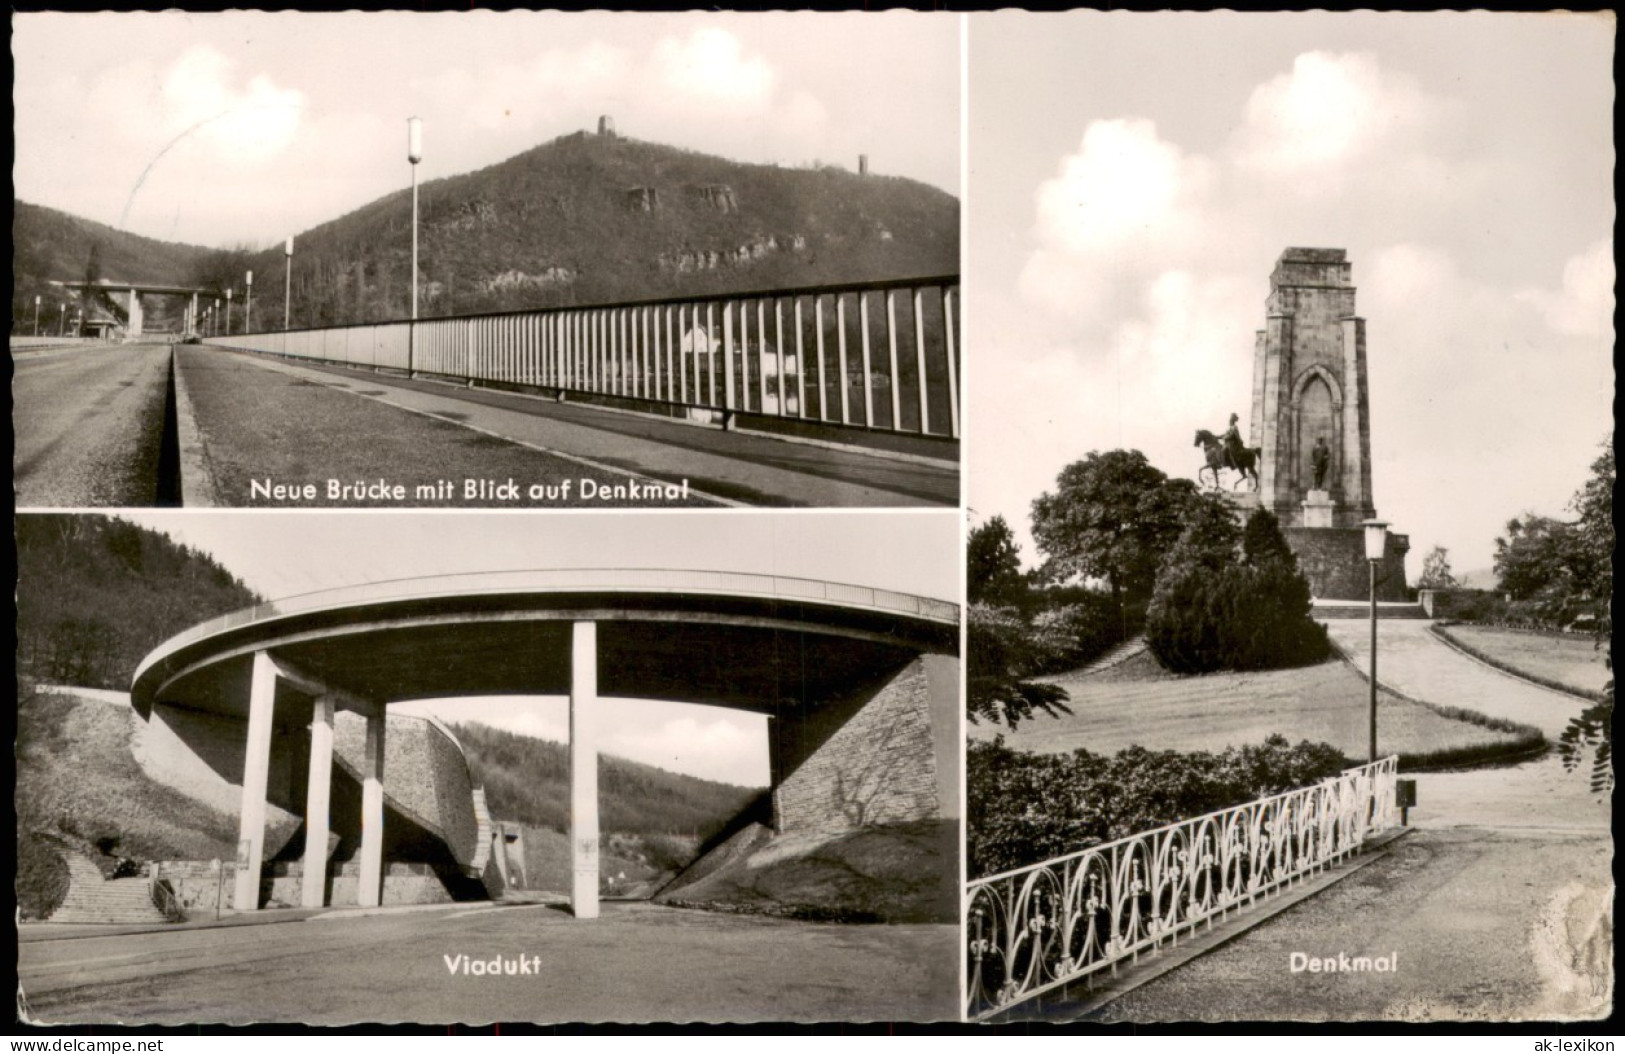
[130,569,960,919]
[51,279,225,338]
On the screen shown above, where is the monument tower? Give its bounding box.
[1246,248,1408,600]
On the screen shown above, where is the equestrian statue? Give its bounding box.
[1195,413,1262,491]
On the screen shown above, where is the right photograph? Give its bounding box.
[964,12,1613,1024]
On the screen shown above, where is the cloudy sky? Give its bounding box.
[967,12,1613,581]
[117,510,959,788]
[13,11,959,249]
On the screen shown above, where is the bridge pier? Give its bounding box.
[358,703,387,908]
[232,651,278,911]
[570,620,600,919]
[300,693,336,909]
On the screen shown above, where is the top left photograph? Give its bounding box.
[12,10,961,509]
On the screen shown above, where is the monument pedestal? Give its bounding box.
[1300,489,1334,528]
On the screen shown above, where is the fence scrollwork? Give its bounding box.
[965,756,1399,1020]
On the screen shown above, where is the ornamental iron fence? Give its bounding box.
[203,276,959,441]
[965,756,1399,1021]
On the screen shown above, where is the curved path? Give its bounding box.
[1325,620,1586,738]
[1086,621,1612,1023]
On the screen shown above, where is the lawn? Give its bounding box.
[1438,624,1610,696]
[971,651,1529,764]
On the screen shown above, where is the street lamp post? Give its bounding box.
[245,270,253,333]
[1363,519,1390,763]
[407,116,423,375]
[33,295,41,336]
[226,288,233,335]
[284,237,294,331]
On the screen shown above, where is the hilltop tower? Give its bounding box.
[1245,248,1408,600]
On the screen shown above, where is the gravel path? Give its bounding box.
[1090,754,1611,1023]
[1326,620,1586,738]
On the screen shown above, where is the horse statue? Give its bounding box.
[1195,429,1263,491]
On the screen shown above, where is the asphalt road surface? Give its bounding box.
[19,901,958,1025]
[14,343,173,507]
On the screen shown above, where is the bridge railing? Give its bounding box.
[203,276,960,441]
[133,567,961,687]
[964,756,1399,1021]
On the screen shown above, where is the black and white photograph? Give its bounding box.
[15,510,961,1024]
[12,11,960,510]
[963,12,1612,1024]
[10,5,1620,1044]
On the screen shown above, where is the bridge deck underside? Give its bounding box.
[146,614,932,723]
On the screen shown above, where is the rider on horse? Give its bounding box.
[1220,413,1245,472]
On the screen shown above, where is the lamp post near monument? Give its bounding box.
[1363,518,1389,763]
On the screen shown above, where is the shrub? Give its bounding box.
[1146,510,1328,674]
[967,734,1349,878]
[966,604,1071,729]
[1028,596,1120,674]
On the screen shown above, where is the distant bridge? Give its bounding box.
[52,279,228,338]
[132,569,960,919]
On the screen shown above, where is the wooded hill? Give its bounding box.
[10,201,218,333]
[14,127,958,333]
[16,515,264,690]
[451,720,762,842]
[240,129,959,328]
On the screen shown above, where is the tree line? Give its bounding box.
[968,449,1328,730]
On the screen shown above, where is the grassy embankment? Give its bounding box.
[977,650,1543,771]
[16,689,246,920]
[452,721,762,896]
[1432,623,1610,699]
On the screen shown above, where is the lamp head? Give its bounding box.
[408,117,423,164]
[1362,519,1390,562]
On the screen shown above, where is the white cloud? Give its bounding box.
[1516,240,1615,338]
[987,43,1611,579]
[1036,119,1210,258]
[1234,51,1430,178]
[651,27,776,115]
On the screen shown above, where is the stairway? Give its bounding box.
[49,854,172,925]
[1075,635,1148,676]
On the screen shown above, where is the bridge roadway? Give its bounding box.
[177,346,957,507]
[1080,622,1611,1023]
[18,900,958,1024]
[14,342,173,507]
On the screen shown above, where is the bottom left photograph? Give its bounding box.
[15,510,961,1025]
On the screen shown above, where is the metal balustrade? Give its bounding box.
[203,276,960,440]
[965,756,1399,1021]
